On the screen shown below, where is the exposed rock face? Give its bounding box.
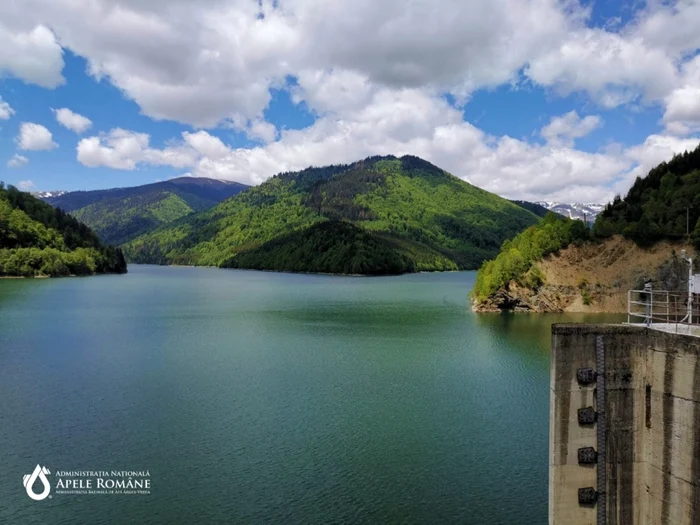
[472,236,696,313]
[472,282,573,313]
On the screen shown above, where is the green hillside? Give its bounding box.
[223,221,420,275]
[124,155,539,274]
[0,183,127,277]
[472,213,590,302]
[42,177,249,245]
[472,142,700,306]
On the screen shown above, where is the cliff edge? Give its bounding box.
[472,235,694,313]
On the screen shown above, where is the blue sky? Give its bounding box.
[1,0,699,203]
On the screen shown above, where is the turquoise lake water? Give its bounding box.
[0,265,622,523]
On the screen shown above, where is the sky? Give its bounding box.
[1,0,700,204]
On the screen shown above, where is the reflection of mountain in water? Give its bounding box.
[473,311,626,355]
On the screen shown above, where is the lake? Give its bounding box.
[0,265,622,524]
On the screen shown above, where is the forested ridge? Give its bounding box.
[41,177,249,245]
[0,183,127,277]
[473,142,700,304]
[124,155,539,275]
[222,221,419,275]
[594,143,700,248]
[509,200,555,219]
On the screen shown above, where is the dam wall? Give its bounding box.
[550,324,700,524]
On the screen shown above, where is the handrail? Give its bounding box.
[627,289,700,333]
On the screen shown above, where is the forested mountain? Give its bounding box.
[594,143,700,247]
[0,183,127,277]
[40,177,249,245]
[472,142,700,311]
[124,155,540,275]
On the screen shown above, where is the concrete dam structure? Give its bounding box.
[550,323,700,525]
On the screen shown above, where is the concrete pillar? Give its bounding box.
[549,324,700,525]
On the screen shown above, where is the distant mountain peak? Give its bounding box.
[535,201,604,222]
[167,176,248,188]
[35,177,250,245]
[32,190,68,199]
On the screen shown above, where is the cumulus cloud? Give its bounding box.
[1,0,700,204]
[541,111,602,147]
[0,22,64,88]
[75,90,700,203]
[0,0,699,126]
[7,154,28,168]
[0,0,578,127]
[53,107,92,133]
[16,180,36,191]
[526,29,678,107]
[77,128,195,170]
[662,56,700,135]
[16,122,57,150]
[0,97,14,119]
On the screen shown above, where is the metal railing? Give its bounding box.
[627,288,700,332]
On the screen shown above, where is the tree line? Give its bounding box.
[0,182,127,277]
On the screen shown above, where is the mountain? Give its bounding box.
[39,177,249,245]
[472,143,700,312]
[536,201,604,224]
[510,200,556,218]
[123,155,540,274]
[33,190,68,199]
[0,183,127,277]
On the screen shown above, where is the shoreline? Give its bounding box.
[0,270,128,280]
[131,262,470,278]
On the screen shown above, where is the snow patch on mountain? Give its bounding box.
[536,202,605,223]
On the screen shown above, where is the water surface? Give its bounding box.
[0,266,622,523]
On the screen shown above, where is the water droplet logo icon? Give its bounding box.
[23,464,51,501]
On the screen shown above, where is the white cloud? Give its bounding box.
[0,97,14,119]
[0,0,577,127]
[0,0,698,136]
[75,90,700,203]
[16,179,36,191]
[525,29,678,107]
[0,0,698,129]
[247,120,277,144]
[634,1,700,58]
[77,128,196,170]
[541,111,602,147]
[182,131,230,160]
[52,107,92,133]
[0,0,699,205]
[0,22,64,88]
[7,154,28,168]
[662,56,700,135]
[16,122,57,150]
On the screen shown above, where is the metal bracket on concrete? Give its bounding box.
[578,406,597,424]
[578,487,598,505]
[578,446,598,464]
[577,367,597,385]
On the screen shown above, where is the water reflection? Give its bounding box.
[474,311,627,356]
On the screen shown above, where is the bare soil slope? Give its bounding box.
[476,235,694,313]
